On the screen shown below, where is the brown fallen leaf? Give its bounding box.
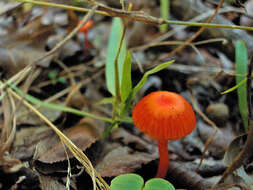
[0,17,54,76]
[13,126,52,160]
[111,127,156,152]
[39,175,66,190]
[95,143,157,177]
[38,116,103,163]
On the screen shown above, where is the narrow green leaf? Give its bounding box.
[10,84,113,123]
[131,60,174,100]
[106,18,127,96]
[48,71,57,79]
[160,0,169,32]
[103,122,118,139]
[235,40,248,131]
[110,173,144,190]
[221,78,247,94]
[121,51,132,103]
[96,97,114,105]
[144,178,175,190]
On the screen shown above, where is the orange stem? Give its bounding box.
[156,139,169,178]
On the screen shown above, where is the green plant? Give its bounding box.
[48,71,66,85]
[221,40,248,131]
[160,0,169,32]
[110,173,175,190]
[103,17,174,137]
[235,40,248,131]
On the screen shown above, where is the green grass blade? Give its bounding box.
[121,51,132,103]
[105,18,127,96]
[10,85,113,123]
[132,60,174,100]
[160,0,169,32]
[235,40,248,131]
[221,78,247,94]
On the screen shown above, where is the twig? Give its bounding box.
[215,119,253,185]
[168,161,213,190]
[187,78,218,172]
[15,0,253,31]
[166,0,225,57]
[130,38,227,52]
[247,57,253,118]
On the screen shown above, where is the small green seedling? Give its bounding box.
[103,17,174,136]
[110,173,175,190]
[48,71,66,85]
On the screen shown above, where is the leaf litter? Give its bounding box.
[1,1,253,190]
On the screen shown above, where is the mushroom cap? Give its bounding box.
[78,20,94,33]
[132,91,196,140]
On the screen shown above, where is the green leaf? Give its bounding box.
[96,97,114,105]
[131,60,174,100]
[58,77,66,84]
[144,178,175,190]
[103,122,118,139]
[110,174,176,190]
[106,18,127,96]
[235,40,248,131]
[110,173,144,190]
[221,78,247,94]
[121,51,132,103]
[48,71,57,79]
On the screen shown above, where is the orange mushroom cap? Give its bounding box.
[78,20,94,33]
[132,91,196,140]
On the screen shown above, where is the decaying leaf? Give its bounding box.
[39,175,66,190]
[0,17,55,76]
[38,117,102,163]
[13,126,52,160]
[96,143,157,177]
[16,102,62,126]
[111,127,156,152]
[96,127,158,177]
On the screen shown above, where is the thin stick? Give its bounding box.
[167,0,225,57]
[15,0,253,31]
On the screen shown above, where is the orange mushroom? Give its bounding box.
[78,20,94,50]
[78,20,94,34]
[132,91,196,178]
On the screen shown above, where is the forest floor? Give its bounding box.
[1,0,253,190]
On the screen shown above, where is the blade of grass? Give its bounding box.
[160,0,169,32]
[131,60,174,100]
[121,51,132,103]
[235,40,248,131]
[9,84,113,123]
[221,78,247,94]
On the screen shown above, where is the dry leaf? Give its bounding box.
[38,117,102,163]
[96,143,157,177]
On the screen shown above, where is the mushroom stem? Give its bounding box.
[156,139,169,178]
